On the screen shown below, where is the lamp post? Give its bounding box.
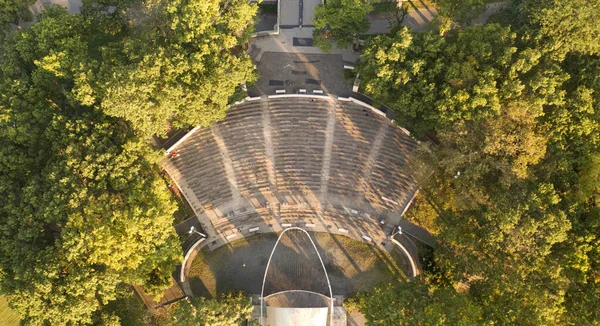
[188,226,206,238]
[389,226,402,240]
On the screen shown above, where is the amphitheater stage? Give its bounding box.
[187,232,410,298]
[265,291,331,308]
[266,306,328,326]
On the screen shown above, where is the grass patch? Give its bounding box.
[258,3,277,14]
[188,232,408,298]
[0,296,20,326]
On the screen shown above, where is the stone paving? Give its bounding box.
[250,27,360,63]
[256,12,278,33]
[250,52,352,97]
[280,0,300,27]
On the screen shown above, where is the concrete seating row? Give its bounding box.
[163,128,233,211]
[163,97,418,224]
[269,98,328,193]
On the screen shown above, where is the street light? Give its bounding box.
[389,226,402,240]
[188,226,206,238]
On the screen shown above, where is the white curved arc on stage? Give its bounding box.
[264,289,331,299]
[260,227,333,325]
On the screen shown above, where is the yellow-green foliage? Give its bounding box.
[100,0,258,137]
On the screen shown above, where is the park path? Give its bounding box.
[367,1,508,34]
[30,0,82,15]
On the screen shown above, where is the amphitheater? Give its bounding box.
[163,95,418,252]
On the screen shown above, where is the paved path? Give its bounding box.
[251,28,360,63]
[360,123,389,195]
[348,311,367,326]
[212,127,244,205]
[367,1,508,34]
[319,102,336,203]
[260,101,278,192]
[367,9,436,34]
[30,0,82,15]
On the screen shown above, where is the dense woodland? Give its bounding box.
[0,0,598,324]
[356,0,600,324]
[0,0,257,324]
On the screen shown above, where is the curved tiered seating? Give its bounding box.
[163,96,418,240]
[269,98,328,193]
[368,126,418,208]
[163,128,232,212]
[216,101,270,196]
[327,102,382,197]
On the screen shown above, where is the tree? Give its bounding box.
[359,18,600,324]
[521,0,600,57]
[359,24,566,137]
[431,0,486,33]
[96,0,258,137]
[0,6,181,325]
[312,0,372,52]
[97,286,147,326]
[358,282,483,325]
[171,292,253,326]
[0,0,36,30]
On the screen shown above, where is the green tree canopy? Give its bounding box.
[312,0,372,52]
[431,0,486,32]
[521,0,600,57]
[96,0,258,137]
[357,282,483,325]
[359,24,565,137]
[171,292,253,326]
[0,0,35,31]
[359,8,600,323]
[0,6,181,325]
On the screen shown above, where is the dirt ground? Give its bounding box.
[188,232,409,298]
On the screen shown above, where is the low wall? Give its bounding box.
[180,237,206,283]
[251,29,279,37]
[391,238,419,278]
